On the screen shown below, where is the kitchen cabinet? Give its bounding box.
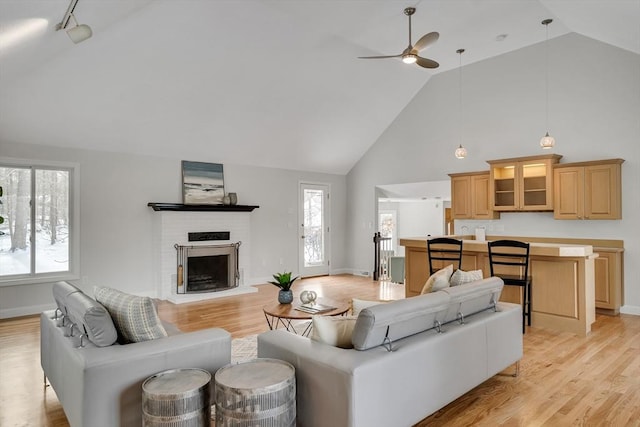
[593,248,624,314]
[400,237,597,336]
[449,171,500,219]
[488,154,562,211]
[553,159,624,220]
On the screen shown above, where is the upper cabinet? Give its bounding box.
[449,171,500,219]
[553,159,624,220]
[487,154,562,211]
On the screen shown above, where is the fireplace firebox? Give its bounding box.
[175,242,240,294]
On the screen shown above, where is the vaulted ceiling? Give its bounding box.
[1,1,638,174]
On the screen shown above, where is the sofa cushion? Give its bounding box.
[94,286,167,343]
[65,291,118,347]
[420,264,453,294]
[52,281,82,316]
[450,269,483,287]
[440,277,504,324]
[351,291,450,351]
[311,315,358,349]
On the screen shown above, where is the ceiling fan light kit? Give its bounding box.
[358,7,439,69]
[540,18,555,149]
[402,54,418,64]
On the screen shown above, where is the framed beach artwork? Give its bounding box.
[182,161,225,205]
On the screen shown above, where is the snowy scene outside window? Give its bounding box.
[303,189,324,266]
[0,166,70,278]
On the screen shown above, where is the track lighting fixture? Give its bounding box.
[56,0,92,44]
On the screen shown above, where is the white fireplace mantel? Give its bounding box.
[150,207,258,303]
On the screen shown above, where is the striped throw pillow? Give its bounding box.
[94,286,167,343]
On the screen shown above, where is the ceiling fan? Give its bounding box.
[359,7,439,69]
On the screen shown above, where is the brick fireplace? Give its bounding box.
[149,203,259,303]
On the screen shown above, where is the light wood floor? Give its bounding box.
[1,274,639,426]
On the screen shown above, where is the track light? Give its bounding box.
[56,0,92,44]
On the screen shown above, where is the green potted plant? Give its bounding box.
[269,271,299,304]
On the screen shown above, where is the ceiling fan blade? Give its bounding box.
[358,54,403,59]
[416,56,439,69]
[413,32,439,52]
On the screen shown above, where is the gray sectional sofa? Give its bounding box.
[40,281,231,427]
[258,277,522,427]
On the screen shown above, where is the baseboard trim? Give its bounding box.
[620,305,640,316]
[0,303,56,319]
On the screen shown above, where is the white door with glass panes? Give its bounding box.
[299,183,330,277]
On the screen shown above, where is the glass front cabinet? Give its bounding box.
[488,154,562,211]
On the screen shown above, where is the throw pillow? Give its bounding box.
[94,286,167,343]
[351,298,386,316]
[310,315,358,349]
[420,264,454,294]
[450,269,484,287]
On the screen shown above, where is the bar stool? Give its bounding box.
[427,237,463,275]
[487,240,531,334]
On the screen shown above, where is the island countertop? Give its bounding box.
[399,235,597,337]
[399,237,594,258]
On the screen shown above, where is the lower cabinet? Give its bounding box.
[594,248,623,314]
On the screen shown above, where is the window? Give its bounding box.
[378,210,397,254]
[0,161,78,285]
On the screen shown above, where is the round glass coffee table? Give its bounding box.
[263,298,350,336]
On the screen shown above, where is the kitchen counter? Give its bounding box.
[399,236,597,337]
[400,237,594,258]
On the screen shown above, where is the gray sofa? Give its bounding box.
[40,282,231,427]
[258,277,522,427]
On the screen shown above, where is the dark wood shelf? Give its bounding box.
[148,203,259,212]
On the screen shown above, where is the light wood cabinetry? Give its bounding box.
[449,171,499,219]
[400,237,597,336]
[488,154,562,211]
[593,248,624,314]
[553,159,624,220]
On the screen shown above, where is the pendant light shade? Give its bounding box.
[540,18,554,149]
[540,132,555,149]
[454,48,467,159]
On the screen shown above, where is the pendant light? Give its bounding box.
[454,48,467,159]
[540,19,554,149]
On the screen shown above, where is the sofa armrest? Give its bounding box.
[41,311,231,427]
[258,330,386,427]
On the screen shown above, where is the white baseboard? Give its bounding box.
[620,305,640,316]
[328,268,352,275]
[0,303,56,319]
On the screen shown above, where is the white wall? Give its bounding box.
[347,33,640,313]
[0,142,346,318]
[398,200,444,240]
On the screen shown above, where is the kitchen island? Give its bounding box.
[399,236,597,337]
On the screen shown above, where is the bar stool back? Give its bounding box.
[488,239,531,334]
[427,238,463,275]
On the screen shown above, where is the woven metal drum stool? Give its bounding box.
[215,358,296,426]
[142,368,211,427]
